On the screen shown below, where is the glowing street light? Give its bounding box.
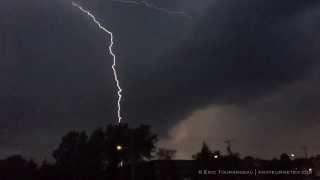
[119,161,124,167]
[214,155,219,159]
[116,145,123,151]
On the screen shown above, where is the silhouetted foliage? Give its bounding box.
[0,155,37,180]
[192,142,214,161]
[0,124,317,180]
[52,123,158,179]
[156,148,177,160]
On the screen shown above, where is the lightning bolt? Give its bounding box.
[111,0,192,19]
[72,2,123,124]
[72,1,190,124]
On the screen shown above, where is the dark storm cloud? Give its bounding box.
[160,76,320,159]
[1,0,320,160]
[0,0,190,159]
[155,0,320,158]
[124,0,320,132]
[0,0,119,158]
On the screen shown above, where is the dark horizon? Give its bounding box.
[0,123,317,180]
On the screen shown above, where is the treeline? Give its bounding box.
[0,123,318,180]
[0,123,159,180]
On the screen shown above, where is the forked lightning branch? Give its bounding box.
[72,1,190,124]
[72,2,123,123]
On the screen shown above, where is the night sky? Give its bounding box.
[1,0,320,160]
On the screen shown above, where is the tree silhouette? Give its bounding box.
[0,155,37,180]
[52,131,91,179]
[53,131,88,167]
[278,153,292,169]
[52,123,158,179]
[156,148,177,160]
[192,142,214,161]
